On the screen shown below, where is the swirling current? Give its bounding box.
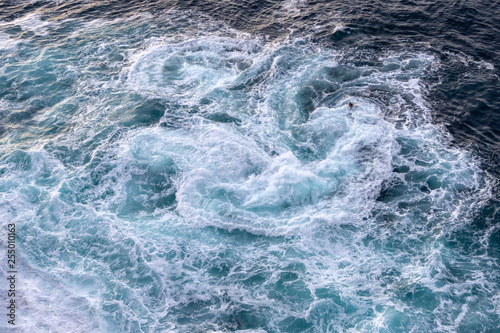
[0,1,499,332]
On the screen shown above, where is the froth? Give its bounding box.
[0,14,497,332]
[0,14,57,36]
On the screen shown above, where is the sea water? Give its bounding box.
[0,3,499,333]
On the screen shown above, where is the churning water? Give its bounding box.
[0,1,499,332]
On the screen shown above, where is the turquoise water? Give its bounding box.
[0,10,499,332]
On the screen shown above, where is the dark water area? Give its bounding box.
[0,0,499,331]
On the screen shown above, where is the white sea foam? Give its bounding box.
[0,31,19,51]
[0,14,57,36]
[0,13,497,333]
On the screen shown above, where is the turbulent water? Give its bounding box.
[0,1,499,332]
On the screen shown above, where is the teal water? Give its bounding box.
[0,10,499,332]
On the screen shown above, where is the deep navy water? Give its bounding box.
[0,1,499,332]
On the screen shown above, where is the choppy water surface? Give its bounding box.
[0,1,499,332]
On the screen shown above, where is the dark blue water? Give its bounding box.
[0,1,499,332]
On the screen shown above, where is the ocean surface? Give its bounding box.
[0,0,499,332]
